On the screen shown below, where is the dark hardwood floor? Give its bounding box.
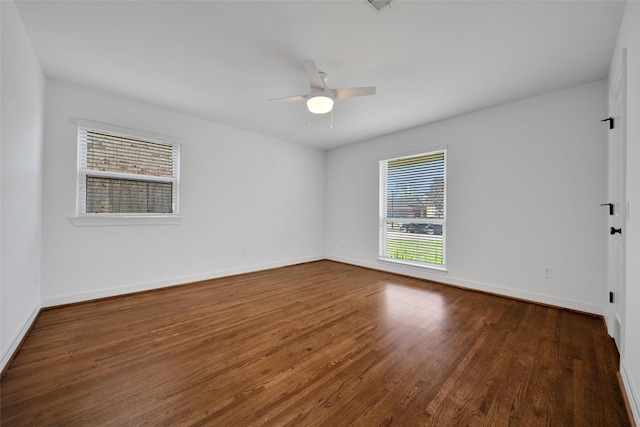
[1,261,630,426]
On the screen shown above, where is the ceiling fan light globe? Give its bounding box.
[306,96,334,114]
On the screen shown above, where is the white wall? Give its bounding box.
[612,2,640,423]
[41,80,326,305]
[0,1,45,371]
[327,80,608,315]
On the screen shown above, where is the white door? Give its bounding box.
[606,49,626,353]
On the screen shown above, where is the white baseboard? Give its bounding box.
[621,359,640,425]
[41,256,324,307]
[42,254,605,314]
[327,255,604,315]
[1,301,41,373]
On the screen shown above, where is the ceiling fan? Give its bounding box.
[272,60,376,115]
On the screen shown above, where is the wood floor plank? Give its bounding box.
[1,261,631,426]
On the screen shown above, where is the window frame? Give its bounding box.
[72,119,181,226]
[378,148,447,270]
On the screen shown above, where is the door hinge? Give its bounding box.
[601,117,614,129]
[609,292,615,303]
[601,203,614,215]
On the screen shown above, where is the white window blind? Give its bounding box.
[379,150,446,267]
[77,123,180,218]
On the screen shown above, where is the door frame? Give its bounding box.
[606,48,627,354]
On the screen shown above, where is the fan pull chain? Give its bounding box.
[304,109,334,130]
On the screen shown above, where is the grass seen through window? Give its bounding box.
[385,223,443,265]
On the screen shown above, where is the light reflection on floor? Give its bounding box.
[382,282,445,334]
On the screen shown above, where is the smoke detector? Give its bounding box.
[363,0,392,14]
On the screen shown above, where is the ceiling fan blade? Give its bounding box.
[332,87,376,99]
[303,60,325,91]
[269,94,308,102]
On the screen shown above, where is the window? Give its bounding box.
[75,120,180,223]
[379,149,446,268]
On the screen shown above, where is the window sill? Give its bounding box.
[70,215,182,227]
[379,256,448,273]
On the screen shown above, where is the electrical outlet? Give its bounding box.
[542,265,553,279]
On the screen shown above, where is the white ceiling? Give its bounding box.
[15,0,625,150]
